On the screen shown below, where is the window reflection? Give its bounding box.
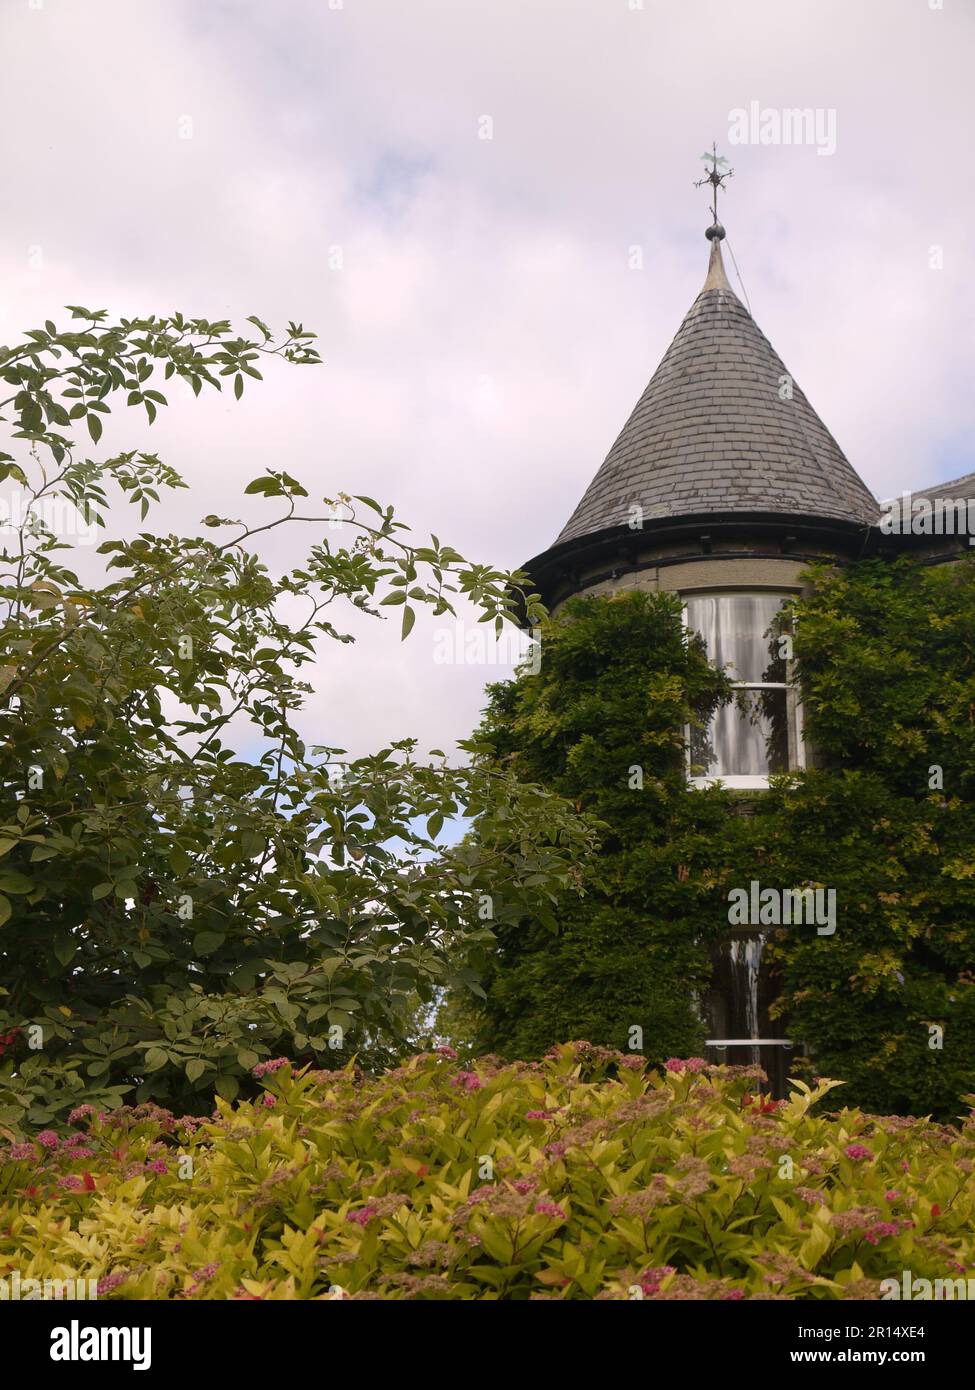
[685,593,787,683]
[685,592,796,783]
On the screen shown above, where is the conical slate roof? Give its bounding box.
[555,230,878,546]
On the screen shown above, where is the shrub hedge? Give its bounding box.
[2,1043,972,1300]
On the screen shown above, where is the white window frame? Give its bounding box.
[681,588,805,791]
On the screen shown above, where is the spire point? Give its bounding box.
[695,147,734,294]
[700,230,733,294]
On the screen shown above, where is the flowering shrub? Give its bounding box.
[1,1043,972,1300]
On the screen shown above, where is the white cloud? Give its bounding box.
[1,0,972,756]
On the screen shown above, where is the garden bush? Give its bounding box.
[0,308,594,1126]
[2,1042,972,1300]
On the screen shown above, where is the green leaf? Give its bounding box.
[0,895,10,926]
[0,871,33,894]
[52,938,76,967]
[401,605,416,640]
[244,475,279,496]
[215,1074,239,1102]
[87,413,103,444]
[240,829,264,858]
[186,1058,207,1083]
[193,930,225,956]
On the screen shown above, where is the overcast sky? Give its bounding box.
[2,0,972,759]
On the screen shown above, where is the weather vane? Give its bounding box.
[695,142,733,225]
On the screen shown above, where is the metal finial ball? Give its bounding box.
[705,222,726,241]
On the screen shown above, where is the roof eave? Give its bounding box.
[516,510,876,618]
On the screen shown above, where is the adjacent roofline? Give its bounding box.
[894,472,975,504]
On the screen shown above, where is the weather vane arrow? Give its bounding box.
[695,141,734,225]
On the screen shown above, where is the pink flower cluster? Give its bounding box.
[450,1071,483,1092]
[435,1046,458,1060]
[664,1058,709,1075]
[347,1206,377,1226]
[96,1271,129,1296]
[862,1221,903,1245]
[844,1144,875,1162]
[533,1201,566,1220]
[639,1265,676,1296]
[251,1057,290,1078]
[36,1130,59,1150]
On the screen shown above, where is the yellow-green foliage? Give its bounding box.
[1,1043,972,1300]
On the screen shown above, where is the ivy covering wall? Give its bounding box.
[473,558,975,1118]
[474,589,735,1066]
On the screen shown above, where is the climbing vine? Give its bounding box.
[473,559,975,1119]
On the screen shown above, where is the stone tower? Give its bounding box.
[521,220,884,1088]
[524,221,879,790]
